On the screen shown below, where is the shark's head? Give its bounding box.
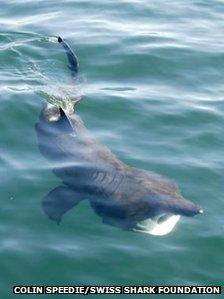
[134,214,181,236]
[133,193,203,236]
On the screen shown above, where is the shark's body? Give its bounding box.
[35,37,202,235]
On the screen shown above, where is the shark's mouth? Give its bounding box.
[133,214,181,236]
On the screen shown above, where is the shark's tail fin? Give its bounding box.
[57,36,82,112]
[58,36,79,80]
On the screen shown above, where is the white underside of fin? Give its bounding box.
[133,215,181,236]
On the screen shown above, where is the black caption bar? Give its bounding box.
[13,286,222,295]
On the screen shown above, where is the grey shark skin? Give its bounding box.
[35,37,202,234]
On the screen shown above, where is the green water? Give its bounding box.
[0,1,223,298]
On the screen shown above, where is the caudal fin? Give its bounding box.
[58,36,79,79]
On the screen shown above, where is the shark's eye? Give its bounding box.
[157,214,171,224]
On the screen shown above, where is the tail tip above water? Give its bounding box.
[58,36,63,43]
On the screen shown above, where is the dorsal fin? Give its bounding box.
[53,108,74,134]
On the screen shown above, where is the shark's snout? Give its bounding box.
[164,195,203,217]
[134,195,203,236]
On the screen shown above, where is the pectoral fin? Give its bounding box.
[42,185,84,224]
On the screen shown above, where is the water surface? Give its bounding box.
[0,1,224,298]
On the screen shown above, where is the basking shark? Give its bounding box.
[35,37,203,236]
